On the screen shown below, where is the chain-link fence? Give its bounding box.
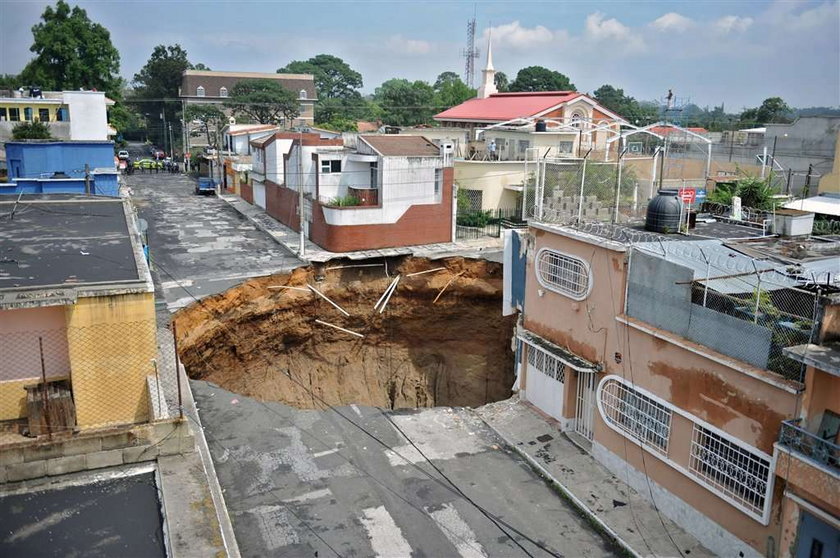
[0,320,181,445]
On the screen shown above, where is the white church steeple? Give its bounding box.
[477,33,497,99]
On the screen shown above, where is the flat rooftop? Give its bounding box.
[0,196,141,291]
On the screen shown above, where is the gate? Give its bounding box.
[523,342,566,423]
[574,371,597,441]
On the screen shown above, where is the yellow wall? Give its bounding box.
[0,102,64,122]
[454,160,524,211]
[64,292,157,429]
[817,130,840,195]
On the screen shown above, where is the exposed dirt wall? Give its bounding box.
[175,257,516,410]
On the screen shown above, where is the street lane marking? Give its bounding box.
[312,448,341,458]
[426,503,488,558]
[360,506,413,557]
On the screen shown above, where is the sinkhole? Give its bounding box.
[175,257,517,410]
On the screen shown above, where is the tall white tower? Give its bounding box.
[476,34,497,99]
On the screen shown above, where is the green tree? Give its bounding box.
[593,85,634,116]
[225,79,300,125]
[433,73,475,109]
[278,54,362,99]
[131,44,193,146]
[12,120,53,140]
[494,71,509,93]
[192,63,211,71]
[509,66,575,92]
[707,175,776,209]
[107,102,143,135]
[740,97,792,125]
[19,1,121,98]
[374,79,435,126]
[184,104,226,148]
[0,74,20,90]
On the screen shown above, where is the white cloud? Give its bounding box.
[715,15,754,33]
[386,35,432,55]
[482,21,559,50]
[763,0,839,30]
[585,12,645,51]
[650,12,693,32]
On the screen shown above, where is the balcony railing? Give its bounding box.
[778,418,839,471]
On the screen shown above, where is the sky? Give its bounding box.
[1,0,838,110]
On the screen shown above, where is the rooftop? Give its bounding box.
[0,196,145,297]
[784,343,840,377]
[360,135,440,157]
[434,91,582,122]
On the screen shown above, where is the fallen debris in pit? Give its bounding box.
[175,256,516,411]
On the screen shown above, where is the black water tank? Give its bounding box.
[645,190,683,233]
[535,120,547,132]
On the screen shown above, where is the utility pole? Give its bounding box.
[161,111,167,155]
[298,130,305,256]
[84,163,91,195]
[168,123,174,160]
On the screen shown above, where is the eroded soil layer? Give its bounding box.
[175,257,517,410]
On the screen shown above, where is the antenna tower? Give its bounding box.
[462,16,480,88]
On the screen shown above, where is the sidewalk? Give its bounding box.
[476,397,714,558]
[218,194,504,263]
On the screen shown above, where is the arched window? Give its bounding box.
[196,85,205,97]
[299,89,307,100]
[535,248,591,300]
[571,112,584,129]
[219,87,228,97]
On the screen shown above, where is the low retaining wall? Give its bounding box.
[0,419,194,483]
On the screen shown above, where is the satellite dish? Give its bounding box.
[228,116,236,125]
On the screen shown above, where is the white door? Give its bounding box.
[575,371,597,441]
[524,345,565,422]
[253,182,266,209]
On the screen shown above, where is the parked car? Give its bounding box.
[117,150,129,160]
[195,177,216,195]
[135,158,162,170]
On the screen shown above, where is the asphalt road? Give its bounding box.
[192,381,615,558]
[124,143,301,311]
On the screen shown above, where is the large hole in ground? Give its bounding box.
[175,257,517,410]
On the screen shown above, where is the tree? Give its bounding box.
[184,104,226,148]
[740,97,792,125]
[494,71,509,93]
[0,74,20,90]
[19,1,121,98]
[225,79,300,125]
[374,79,435,126]
[192,63,211,71]
[108,102,143,135]
[131,44,192,147]
[509,66,575,92]
[278,54,362,99]
[433,73,475,109]
[593,85,634,115]
[12,121,53,140]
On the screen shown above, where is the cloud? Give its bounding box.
[650,12,693,32]
[585,12,645,51]
[386,35,432,55]
[714,15,754,33]
[482,21,559,50]
[763,0,839,30]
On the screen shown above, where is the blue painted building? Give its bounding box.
[3,141,119,197]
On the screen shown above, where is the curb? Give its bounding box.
[472,410,642,558]
[217,195,308,261]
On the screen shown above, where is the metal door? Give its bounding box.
[796,511,839,558]
[524,345,565,422]
[575,371,597,441]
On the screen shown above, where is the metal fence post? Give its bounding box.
[172,322,184,418]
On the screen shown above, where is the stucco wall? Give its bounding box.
[64,292,157,429]
[454,160,524,211]
[64,92,110,141]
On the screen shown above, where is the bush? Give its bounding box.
[327,195,361,207]
[457,210,492,227]
[11,120,52,140]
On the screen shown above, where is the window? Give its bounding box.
[599,378,671,453]
[56,108,66,121]
[689,424,771,518]
[320,159,341,173]
[557,141,574,154]
[24,107,33,121]
[196,85,205,97]
[526,344,566,383]
[571,112,584,128]
[9,107,20,122]
[370,161,378,189]
[38,108,50,122]
[219,87,228,97]
[0,107,6,121]
[536,248,591,300]
[299,89,307,100]
[434,168,442,199]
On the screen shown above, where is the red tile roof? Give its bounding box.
[434,91,581,122]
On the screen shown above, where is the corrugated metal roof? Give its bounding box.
[633,239,801,294]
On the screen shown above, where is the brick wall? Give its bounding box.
[265,180,300,231]
[309,167,453,252]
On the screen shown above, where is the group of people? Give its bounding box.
[124,159,180,174]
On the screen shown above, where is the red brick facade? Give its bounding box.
[309,167,453,252]
[265,179,300,231]
[240,181,254,204]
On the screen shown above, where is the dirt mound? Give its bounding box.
[174,257,516,410]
